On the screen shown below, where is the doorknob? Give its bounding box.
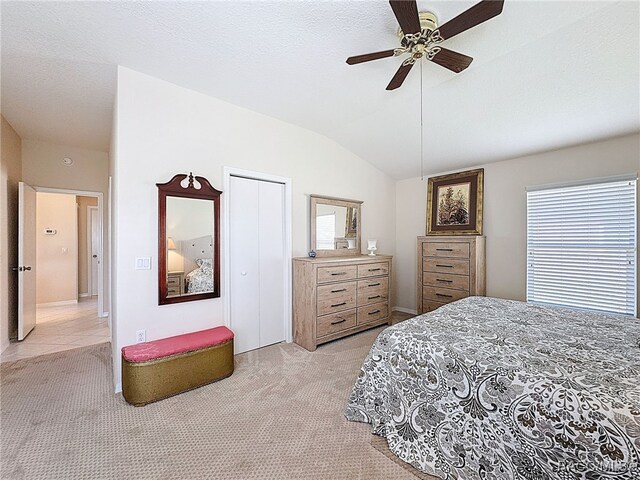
[23,266,32,271]
[92,255,98,258]
[14,266,32,272]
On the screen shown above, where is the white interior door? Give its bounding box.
[89,206,99,296]
[258,181,285,347]
[18,182,37,340]
[229,176,286,354]
[229,176,260,353]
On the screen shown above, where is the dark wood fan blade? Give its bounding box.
[389,0,421,35]
[386,62,414,90]
[438,0,504,40]
[429,48,473,73]
[346,49,396,65]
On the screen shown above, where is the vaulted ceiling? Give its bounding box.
[2,1,638,179]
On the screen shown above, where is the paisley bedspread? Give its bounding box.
[185,258,214,294]
[345,297,640,479]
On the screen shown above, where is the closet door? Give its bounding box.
[229,176,286,354]
[229,176,261,353]
[258,181,285,347]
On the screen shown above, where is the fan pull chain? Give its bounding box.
[420,60,424,181]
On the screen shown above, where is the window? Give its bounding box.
[526,176,637,315]
[316,213,335,250]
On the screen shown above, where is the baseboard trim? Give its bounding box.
[101,312,109,318]
[114,382,122,394]
[79,293,90,298]
[36,300,79,307]
[392,306,417,315]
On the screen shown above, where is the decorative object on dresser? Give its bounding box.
[310,195,362,257]
[293,255,392,351]
[426,168,483,235]
[157,172,221,305]
[366,239,377,256]
[417,235,485,314]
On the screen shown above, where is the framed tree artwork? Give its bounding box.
[426,168,483,235]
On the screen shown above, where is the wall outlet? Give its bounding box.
[135,330,146,343]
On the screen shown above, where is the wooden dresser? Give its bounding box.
[293,255,392,351]
[417,236,485,314]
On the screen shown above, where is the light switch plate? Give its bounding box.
[135,257,152,270]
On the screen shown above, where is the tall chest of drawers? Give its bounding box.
[293,255,392,351]
[417,236,485,314]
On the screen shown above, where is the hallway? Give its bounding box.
[0,298,109,363]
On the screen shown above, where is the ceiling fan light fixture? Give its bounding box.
[346,0,505,89]
[397,11,438,39]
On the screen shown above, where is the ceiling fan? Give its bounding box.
[346,0,504,90]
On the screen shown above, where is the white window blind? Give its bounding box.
[526,177,637,315]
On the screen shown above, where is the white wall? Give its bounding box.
[22,139,110,314]
[35,192,78,305]
[395,133,640,313]
[111,67,396,389]
[1,115,22,352]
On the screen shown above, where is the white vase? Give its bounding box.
[367,239,377,256]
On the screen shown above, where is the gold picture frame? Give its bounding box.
[426,168,483,235]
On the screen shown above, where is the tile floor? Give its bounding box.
[0,298,110,363]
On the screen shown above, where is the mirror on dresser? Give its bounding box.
[157,173,221,305]
[310,195,362,257]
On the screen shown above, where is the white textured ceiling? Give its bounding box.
[2,1,638,179]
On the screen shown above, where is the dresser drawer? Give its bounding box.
[423,300,446,313]
[317,282,356,315]
[316,310,357,338]
[423,272,469,291]
[317,265,358,284]
[357,277,389,306]
[167,286,181,296]
[357,262,389,278]
[167,277,181,286]
[357,302,388,325]
[423,242,470,258]
[423,258,469,276]
[423,286,468,303]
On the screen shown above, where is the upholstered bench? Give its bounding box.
[121,326,234,406]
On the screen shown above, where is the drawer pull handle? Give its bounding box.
[330,318,346,325]
[368,310,381,315]
[436,248,453,252]
[368,295,381,300]
[331,302,347,308]
[368,268,381,272]
[436,264,453,268]
[367,282,380,287]
[436,293,453,298]
[436,279,453,283]
[331,288,347,293]
[330,272,347,276]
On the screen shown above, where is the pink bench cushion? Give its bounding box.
[121,326,234,363]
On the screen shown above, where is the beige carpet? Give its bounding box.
[1,327,438,480]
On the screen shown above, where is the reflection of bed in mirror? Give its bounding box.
[182,235,214,294]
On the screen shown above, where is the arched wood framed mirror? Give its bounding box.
[157,173,221,305]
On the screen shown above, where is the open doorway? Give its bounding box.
[1,186,108,362]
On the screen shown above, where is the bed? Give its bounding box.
[345,297,640,479]
[181,234,214,294]
[185,258,213,294]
